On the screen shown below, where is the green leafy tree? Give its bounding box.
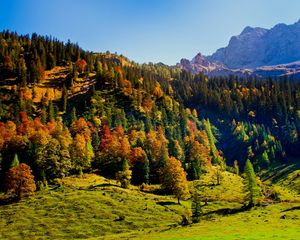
[116,158,132,189]
[36,138,72,179]
[70,134,93,174]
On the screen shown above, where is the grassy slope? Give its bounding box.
[131,203,300,240]
[0,174,188,239]
[0,66,96,104]
[261,161,300,195]
[0,172,299,240]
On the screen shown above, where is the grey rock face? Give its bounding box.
[178,20,300,79]
[209,20,300,69]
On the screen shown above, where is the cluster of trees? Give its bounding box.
[0,110,219,200]
[0,31,90,84]
[0,31,297,207]
[0,114,93,184]
[224,120,286,171]
[172,72,300,158]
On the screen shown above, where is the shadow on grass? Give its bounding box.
[282,205,300,212]
[0,196,18,206]
[203,205,251,216]
[156,201,178,206]
[89,183,120,188]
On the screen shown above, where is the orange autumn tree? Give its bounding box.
[5,163,36,199]
[160,156,190,204]
[70,118,94,174]
[146,127,168,163]
[75,59,87,73]
[187,139,211,180]
[70,117,92,142]
[153,82,164,98]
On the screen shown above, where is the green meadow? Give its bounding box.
[1,173,299,240]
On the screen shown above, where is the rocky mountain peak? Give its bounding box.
[240,26,254,35]
[178,20,300,79]
[191,52,209,65]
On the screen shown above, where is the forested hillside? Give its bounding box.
[0,30,299,199]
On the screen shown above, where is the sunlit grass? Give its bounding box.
[0,173,299,239]
[0,174,187,239]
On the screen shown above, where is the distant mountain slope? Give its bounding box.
[208,26,268,68]
[210,20,300,68]
[179,20,300,78]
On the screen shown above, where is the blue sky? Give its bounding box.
[1,0,300,64]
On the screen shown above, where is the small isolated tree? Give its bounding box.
[244,159,261,207]
[234,160,239,175]
[116,159,132,189]
[10,154,20,168]
[192,192,202,223]
[160,156,190,204]
[214,166,223,185]
[5,163,36,199]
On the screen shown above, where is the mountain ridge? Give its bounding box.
[179,20,300,78]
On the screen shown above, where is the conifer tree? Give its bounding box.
[48,100,55,120]
[244,159,261,207]
[192,192,202,223]
[234,160,239,175]
[261,151,270,166]
[203,119,221,165]
[62,85,68,112]
[41,106,47,124]
[71,107,77,123]
[160,145,168,168]
[11,154,20,168]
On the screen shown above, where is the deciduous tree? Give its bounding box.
[5,163,36,199]
[160,156,190,204]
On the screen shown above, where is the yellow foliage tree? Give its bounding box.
[153,82,163,98]
[160,156,190,204]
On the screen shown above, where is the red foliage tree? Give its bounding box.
[99,125,113,152]
[129,147,146,165]
[75,59,87,73]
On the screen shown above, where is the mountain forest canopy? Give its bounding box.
[0,30,299,186]
[0,30,300,239]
